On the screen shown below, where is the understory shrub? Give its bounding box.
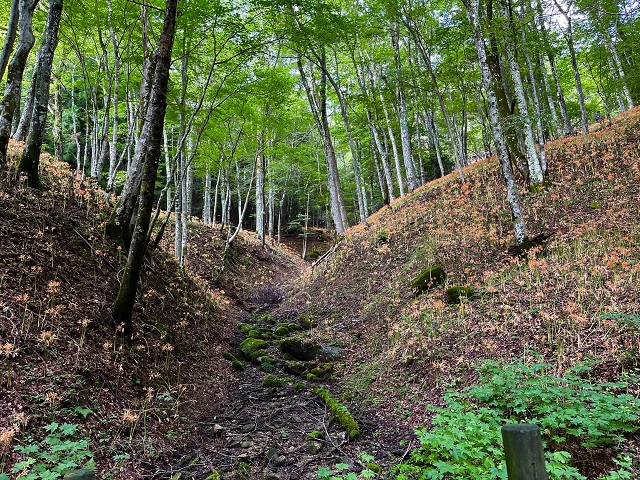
[394,360,639,480]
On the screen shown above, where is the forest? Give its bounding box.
[0,0,639,478]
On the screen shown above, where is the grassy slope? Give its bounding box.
[0,142,300,478]
[281,108,640,453]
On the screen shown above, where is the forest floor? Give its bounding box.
[1,108,640,480]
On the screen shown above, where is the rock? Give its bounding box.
[274,455,286,466]
[240,441,252,448]
[265,447,279,464]
[239,338,268,359]
[231,359,245,370]
[299,314,317,330]
[262,375,284,388]
[63,470,95,480]
[280,338,320,361]
[445,286,475,304]
[241,423,256,433]
[212,424,224,436]
[274,325,289,337]
[411,265,447,294]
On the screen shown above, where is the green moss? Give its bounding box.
[411,265,447,293]
[260,356,277,372]
[274,325,289,337]
[367,463,382,474]
[307,430,324,440]
[445,286,475,304]
[306,373,318,381]
[222,351,236,361]
[249,349,269,363]
[248,328,261,338]
[314,387,360,439]
[239,323,252,335]
[262,374,284,388]
[307,250,321,259]
[231,360,244,371]
[286,323,300,331]
[239,338,268,359]
[284,360,308,375]
[294,381,305,392]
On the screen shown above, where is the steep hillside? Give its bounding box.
[276,109,640,476]
[0,142,301,478]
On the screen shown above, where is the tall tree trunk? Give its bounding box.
[424,110,445,177]
[0,0,20,85]
[536,0,572,135]
[380,93,405,197]
[0,0,38,167]
[71,73,81,174]
[605,37,634,110]
[111,0,178,340]
[464,0,530,248]
[505,7,543,185]
[392,24,418,192]
[554,1,588,135]
[256,135,265,241]
[17,0,62,189]
[297,54,348,234]
[51,81,63,161]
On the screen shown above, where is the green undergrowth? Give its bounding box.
[395,359,639,480]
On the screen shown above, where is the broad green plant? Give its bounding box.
[394,360,639,479]
[1,423,93,480]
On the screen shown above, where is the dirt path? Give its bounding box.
[152,302,408,480]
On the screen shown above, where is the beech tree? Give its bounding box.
[111,0,178,339]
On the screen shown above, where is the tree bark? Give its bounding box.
[111,0,178,340]
[0,0,20,85]
[464,0,530,248]
[17,0,62,188]
[0,0,38,168]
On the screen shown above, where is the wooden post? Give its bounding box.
[501,424,549,480]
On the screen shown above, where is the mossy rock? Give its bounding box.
[240,338,268,359]
[445,286,475,304]
[260,356,278,372]
[262,374,284,388]
[248,328,261,338]
[280,338,320,361]
[231,360,245,371]
[411,265,447,294]
[239,323,253,335]
[367,463,382,474]
[222,351,236,361]
[284,360,309,375]
[306,373,318,381]
[249,349,269,363]
[293,381,305,392]
[286,323,300,331]
[274,325,289,337]
[314,387,359,439]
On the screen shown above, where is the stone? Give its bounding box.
[274,455,286,466]
[411,265,447,294]
[445,286,475,304]
[212,424,224,436]
[241,423,256,433]
[239,338,268,359]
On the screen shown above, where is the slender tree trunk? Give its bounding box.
[71,73,81,174]
[505,11,543,184]
[18,0,63,188]
[392,24,418,191]
[112,0,178,339]
[51,81,63,161]
[464,0,530,248]
[256,137,265,241]
[297,54,348,234]
[537,0,572,135]
[0,0,20,85]
[425,111,445,177]
[0,0,38,167]
[380,93,405,196]
[553,2,588,135]
[605,37,634,110]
